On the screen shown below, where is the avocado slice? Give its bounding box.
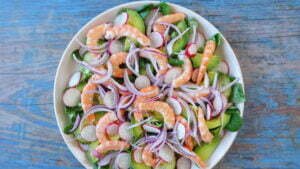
[218,73,232,98]
[122,9,145,51]
[191,53,221,70]
[194,136,221,161]
[86,141,99,164]
[172,20,190,53]
[131,159,151,169]
[206,113,231,129]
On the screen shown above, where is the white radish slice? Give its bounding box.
[103,91,115,108]
[185,43,198,57]
[216,60,229,74]
[166,97,182,115]
[142,124,160,134]
[80,125,97,142]
[114,12,128,26]
[63,88,81,107]
[158,144,175,162]
[164,67,182,84]
[108,40,123,55]
[176,123,186,140]
[133,148,143,163]
[134,75,151,90]
[105,123,119,137]
[68,72,81,87]
[115,152,131,169]
[150,32,164,48]
[119,122,133,141]
[177,157,191,169]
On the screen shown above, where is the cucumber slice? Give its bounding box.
[194,136,221,161]
[206,113,231,129]
[86,141,99,164]
[125,9,145,33]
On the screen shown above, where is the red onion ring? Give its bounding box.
[176,91,196,107]
[98,152,119,166]
[91,61,113,84]
[126,48,141,76]
[68,114,81,133]
[157,22,181,35]
[166,28,191,55]
[146,8,160,36]
[73,54,106,75]
[118,94,136,109]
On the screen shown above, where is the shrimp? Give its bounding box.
[197,108,214,143]
[196,40,216,84]
[96,140,129,154]
[137,101,175,129]
[153,13,186,35]
[142,144,159,167]
[105,24,150,46]
[172,57,192,88]
[176,116,194,150]
[133,86,160,121]
[86,23,111,52]
[109,52,132,78]
[95,112,118,143]
[191,68,199,82]
[140,47,168,75]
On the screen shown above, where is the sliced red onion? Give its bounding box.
[73,54,106,75]
[98,152,119,166]
[68,71,81,87]
[146,64,157,83]
[212,72,219,89]
[116,107,125,122]
[63,88,81,107]
[97,85,106,99]
[166,97,182,115]
[126,48,141,76]
[79,105,114,130]
[75,38,107,52]
[132,135,157,148]
[110,78,128,91]
[150,125,167,152]
[206,104,212,120]
[92,61,113,84]
[176,91,196,107]
[166,141,194,157]
[68,114,81,133]
[127,117,152,129]
[143,124,161,134]
[107,85,119,108]
[166,28,191,55]
[141,48,168,58]
[212,90,223,117]
[189,25,197,44]
[195,32,205,49]
[118,95,136,109]
[114,12,128,26]
[89,51,110,66]
[146,8,160,36]
[150,31,164,48]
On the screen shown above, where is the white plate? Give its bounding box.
[53,1,244,169]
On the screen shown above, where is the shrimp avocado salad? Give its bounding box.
[61,2,245,169]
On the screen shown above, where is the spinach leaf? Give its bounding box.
[159,2,172,15]
[72,49,83,60]
[225,108,243,131]
[229,83,246,104]
[63,105,83,134]
[137,4,156,19]
[168,56,184,66]
[209,33,222,46]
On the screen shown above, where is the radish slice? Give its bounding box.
[164,67,182,84]
[80,125,97,142]
[103,91,115,108]
[195,32,205,49]
[216,60,229,74]
[106,123,119,137]
[158,144,175,162]
[176,123,186,140]
[166,97,182,115]
[177,157,191,169]
[115,152,131,169]
[63,88,81,107]
[114,12,128,26]
[68,71,81,87]
[185,43,198,57]
[108,40,123,55]
[119,122,133,141]
[134,75,151,90]
[150,32,164,48]
[133,148,143,163]
[142,124,160,134]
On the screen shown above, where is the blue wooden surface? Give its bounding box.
[0,0,299,168]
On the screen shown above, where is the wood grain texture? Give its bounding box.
[0,0,299,168]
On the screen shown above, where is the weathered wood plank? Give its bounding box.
[0,0,299,168]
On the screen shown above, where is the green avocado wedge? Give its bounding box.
[194,136,221,161]
[191,53,221,70]
[122,9,145,51]
[172,20,190,53]
[206,113,231,129]
[86,141,99,164]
